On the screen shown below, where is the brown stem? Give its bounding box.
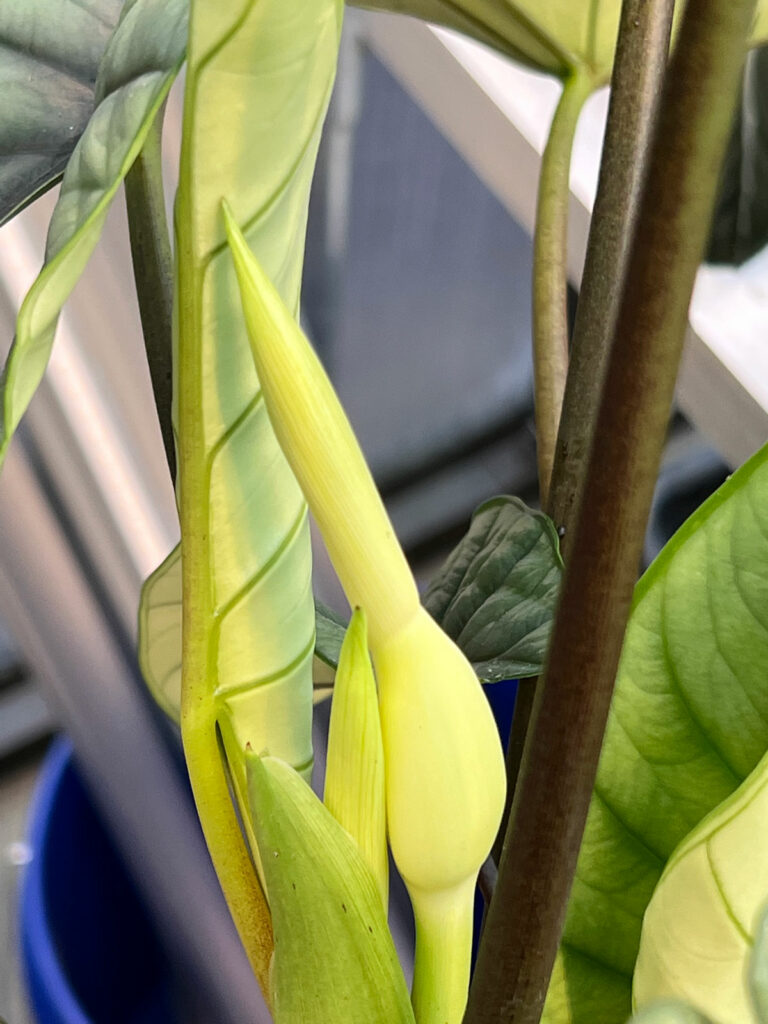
[464,1,756,1020]
[125,104,176,482]
[532,69,594,508]
[547,0,675,546]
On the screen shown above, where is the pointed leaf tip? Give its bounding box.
[324,607,388,909]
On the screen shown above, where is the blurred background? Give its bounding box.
[1,9,765,1023]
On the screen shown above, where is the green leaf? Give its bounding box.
[423,496,562,681]
[633,745,768,1022]
[543,442,768,1022]
[1,0,187,464]
[315,600,347,668]
[352,1,768,81]
[246,752,416,1024]
[0,0,122,226]
[174,0,343,812]
[137,543,342,721]
[707,45,768,265]
[629,1003,716,1024]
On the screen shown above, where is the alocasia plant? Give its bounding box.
[4,0,768,1022]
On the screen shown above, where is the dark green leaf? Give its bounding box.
[0,0,122,226]
[707,45,768,265]
[423,496,562,681]
[1,0,187,465]
[315,600,347,668]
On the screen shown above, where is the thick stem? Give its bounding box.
[464,2,756,1021]
[124,105,176,481]
[532,69,593,508]
[547,0,675,544]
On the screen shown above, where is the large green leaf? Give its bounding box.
[172,0,343,811]
[137,543,343,718]
[543,441,768,1022]
[423,496,562,681]
[633,745,768,1022]
[0,0,122,226]
[1,0,187,463]
[246,752,415,1023]
[353,1,768,81]
[707,45,768,265]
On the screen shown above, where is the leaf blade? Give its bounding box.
[137,543,343,720]
[544,442,768,1021]
[423,496,562,681]
[1,0,188,463]
[0,0,122,226]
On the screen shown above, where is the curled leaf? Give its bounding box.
[633,746,768,1023]
[246,752,415,1024]
[137,543,340,721]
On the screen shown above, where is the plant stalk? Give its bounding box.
[176,123,274,1001]
[124,105,176,482]
[546,0,675,545]
[532,69,593,509]
[464,1,757,1020]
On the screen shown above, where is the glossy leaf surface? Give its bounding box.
[0,0,122,226]
[543,442,768,1021]
[423,495,562,681]
[246,753,415,1024]
[1,0,187,464]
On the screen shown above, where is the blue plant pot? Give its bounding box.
[20,738,179,1024]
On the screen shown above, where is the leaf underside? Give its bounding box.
[137,543,343,721]
[543,442,768,1022]
[0,0,122,226]
[0,0,187,465]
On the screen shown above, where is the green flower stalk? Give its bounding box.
[324,608,389,910]
[223,202,506,1024]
